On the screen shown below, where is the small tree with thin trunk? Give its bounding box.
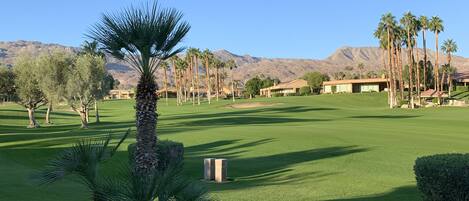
[65,53,106,129]
[14,53,47,128]
[37,50,72,124]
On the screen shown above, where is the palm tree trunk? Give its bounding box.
[27,108,39,128]
[422,29,427,91]
[216,67,219,101]
[164,66,168,105]
[435,32,441,104]
[397,47,404,101]
[415,38,421,104]
[95,100,100,123]
[45,102,52,124]
[191,59,195,106]
[407,28,414,109]
[387,30,394,108]
[195,56,200,105]
[231,69,235,102]
[134,75,158,174]
[205,58,211,104]
[172,60,179,106]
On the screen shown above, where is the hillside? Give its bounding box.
[1,41,469,88]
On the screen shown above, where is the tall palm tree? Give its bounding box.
[170,56,179,105]
[161,61,170,105]
[380,13,398,108]
[193,48,202,105]
[175,57,188,106]
[419,16,429,91]
[201,49,214,104]
[88,2,190,174]
[441,39,457,92]
[186,48,197,105]
[212,58,224,101]
[401,11,418,108]
[226,59,237,102]
[374,22,391,105]
[429,16,444,93]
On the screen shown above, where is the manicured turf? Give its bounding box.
[1,93,469,201]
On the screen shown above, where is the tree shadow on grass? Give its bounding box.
[162,106,337,122]
[183,139,370,191]
[349,115,420,119]
[327,186,420,201]
[0,121,135,149]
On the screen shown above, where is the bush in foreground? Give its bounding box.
[414,154,469,201]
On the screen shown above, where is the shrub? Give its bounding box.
[128,140,184,171]
[299,86,311,96]
[331,85,337,93]
[456,86,468,91]
[432,98,438,104]
[286,92,298,96]
[272,93,283,97]
[414,154,469,201]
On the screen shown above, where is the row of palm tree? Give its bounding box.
[374,12,457,108]
[161,48,238,106]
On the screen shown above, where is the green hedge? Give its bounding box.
[128,140,184,171]
[272,93,283,97]
[299,87,311,96]
[414,154,469,201]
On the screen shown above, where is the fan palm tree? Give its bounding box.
[34,130,210,201]
[401,11,418,108]
[445,65,457,97]
[88,2,190,174]
[419,16,429,91]
[193,48,202,105]
[374,22,392,105]
[379,13,398,108]
[211,58,224,101]
[441,39,457,92]
[170,56,179,105]
[226,59,237,102]
[429,16,444,93]
[161,61,170,105]
[201,49,214,104]
[186,48,197,105]
[175,56,188,106]
[34,130,130,201]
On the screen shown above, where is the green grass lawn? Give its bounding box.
[1,93,469,201]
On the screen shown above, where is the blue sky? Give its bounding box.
[1,0,467,59]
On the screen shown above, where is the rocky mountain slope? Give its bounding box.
[1,41,469,88]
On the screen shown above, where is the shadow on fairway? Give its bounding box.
[184,139,369,191]
[328,186,420,201]
[0,121,135,149]
[163,106,338,122]
[349,115,420,119]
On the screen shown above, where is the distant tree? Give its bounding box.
[226,59,237,102]
[357,63,365,78]
[429,16,444,93]
[211,58,225,101]
[201,49,214,104]
[366,71,378,79]
[14,53,47,128]
[332,72,346,80]
[441,39,457,91]
[161,61,170,105]
[299,86,311,96]
[0,65,16,102]
[261,77,280,88]
[302,72,329,94]
[37,50,73,124]
[444,65,457,97]
[65,54,106,128]
[245,76,262,99]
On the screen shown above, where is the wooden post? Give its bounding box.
[215,159,227,183]
[204,158,215,181]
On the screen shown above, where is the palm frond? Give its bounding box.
[87,1,190,79]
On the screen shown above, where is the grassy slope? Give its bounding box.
[1,93,469,201]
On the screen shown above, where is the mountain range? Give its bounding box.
[1,40,469,88]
